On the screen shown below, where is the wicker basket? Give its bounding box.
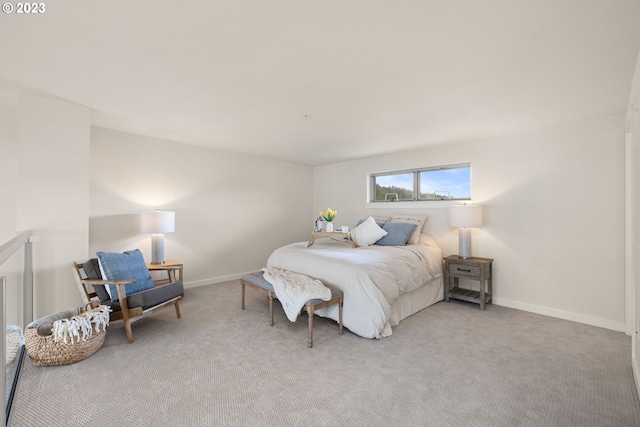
[25,305,110,367]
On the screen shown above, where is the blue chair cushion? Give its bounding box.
[96,249,154,302]
[110,281,184,312]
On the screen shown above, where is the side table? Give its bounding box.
[443,255,493,310]
[147,260,183,286]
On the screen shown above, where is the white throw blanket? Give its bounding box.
[52,306,112,344]
[262,267,332,322]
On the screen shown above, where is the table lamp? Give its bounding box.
[141,210,175,264]
[449,204,483,259]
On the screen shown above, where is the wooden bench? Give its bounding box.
[241,271,343,348]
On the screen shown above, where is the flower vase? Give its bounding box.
[325,222,333,232]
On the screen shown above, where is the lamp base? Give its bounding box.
[458,228,472,259]
[150,234,165,265]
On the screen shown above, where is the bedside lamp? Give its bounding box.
[449,204,483,259]
[141,210,175,264]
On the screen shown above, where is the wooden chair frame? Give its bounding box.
[73,261,182,343]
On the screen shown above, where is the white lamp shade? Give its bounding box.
[141,211,175,234]
[450,205,483,228]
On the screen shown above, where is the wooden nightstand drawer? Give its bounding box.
[448,263,480,278]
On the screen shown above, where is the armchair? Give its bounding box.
[73,249,183,343]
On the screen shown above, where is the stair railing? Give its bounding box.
[1,231,33,427]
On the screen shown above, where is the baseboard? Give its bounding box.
[183,270,258,289]
[492,297,625,332]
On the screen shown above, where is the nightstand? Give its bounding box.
[146,260,183,286]
[443,255,493,310]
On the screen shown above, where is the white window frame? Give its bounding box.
[368,163,471,206]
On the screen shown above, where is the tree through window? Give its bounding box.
[370,163,471,202]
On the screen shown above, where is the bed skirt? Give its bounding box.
[389,275,444,327]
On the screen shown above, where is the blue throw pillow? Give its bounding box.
[96,249,154,302]
[376,222,418,246]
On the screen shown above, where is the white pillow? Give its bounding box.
[389,214,428,245]
[351,216,388,246]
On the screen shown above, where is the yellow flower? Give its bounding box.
[321,208,337,222]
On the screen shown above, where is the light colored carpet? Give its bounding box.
[8,280,640,426]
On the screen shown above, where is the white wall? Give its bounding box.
[89,127,314,286]
[627,47,640,397]
[0,90,20,325]
[0,93,92,320]
[17,94,91,318]
[0,91,17,243]
[314,115,626,331]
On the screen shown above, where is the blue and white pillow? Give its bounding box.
[96,249,154,302]
[389,214,428,245]
[376,222,418,246]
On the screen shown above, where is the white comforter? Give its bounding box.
[262,267,332,322]
[266,236,443,339]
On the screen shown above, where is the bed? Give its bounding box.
[266,221,444,339]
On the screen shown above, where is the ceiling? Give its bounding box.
[1,1,639,166]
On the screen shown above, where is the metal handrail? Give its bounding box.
[1,230,33,427]
[0,231,32,265]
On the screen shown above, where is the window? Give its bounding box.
[370,163,471,202]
